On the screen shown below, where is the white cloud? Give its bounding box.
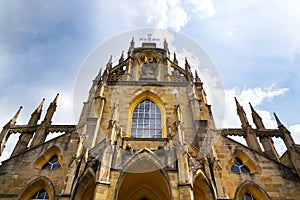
[204,0,300,58]
[223,85,288,127]
[188,0,215,17]
[288,124,300,144]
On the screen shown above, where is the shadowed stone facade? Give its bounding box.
[0,39,300,200]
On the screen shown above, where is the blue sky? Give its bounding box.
[1,0,300,161]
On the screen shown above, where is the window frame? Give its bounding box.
[131,99,162,138]
[34,146,62,170]
[127,92,166,138]
[231,157,250,174]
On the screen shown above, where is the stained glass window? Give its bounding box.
[231,157,250,173]
[42,155,61,170]
[242,192,255,200]
[131,99,162,138]
[30,189,49,200]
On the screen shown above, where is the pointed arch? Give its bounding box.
[122,148,166,173]
[193,169,216,200]
[72,168,96,200]
[115,148,171,200]
[127,91,166,138]
[17,176,55,200]
[235,181,270,200]
[229,149,259,173]
[34,145,62,169]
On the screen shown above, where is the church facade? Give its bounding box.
[0,39,300,200]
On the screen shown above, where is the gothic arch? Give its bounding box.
[18,176,55,200]
[34,145,63,169]
[126,91,167,138]
[193,169,216,200]
[235,181,270,200]
[122,148,166,173]
[72,168,96,200]
[228,149,259,173]
[115,148,171,200]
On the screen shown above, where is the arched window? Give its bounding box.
[42,155,61,170]
[131,99,162,138]
[242,192,255,200]
[34,146,63,170]
[231,157,250,173]
[18,177,54,200]
[30,189,49,200]
[235,181,270,200]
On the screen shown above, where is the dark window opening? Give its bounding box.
[30,189,49,200]
[231,157,250,173]
[42,155,61,170]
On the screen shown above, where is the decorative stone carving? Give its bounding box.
[141,56,157,79]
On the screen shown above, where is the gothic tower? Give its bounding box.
[0,38,300,200]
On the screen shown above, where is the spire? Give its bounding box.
[28,98,45,125]
[185,57,190,70]
[0,106,22,156]
[273,112,283,127]
[185,58,193,82]
[195,70,201,83]
[128,37,135,57]
[163,38,168,50]
[234,97,249,128]
[106,55,112,70]
[274,112,295,149]
[173,52,178,65]
[43,93,58,126]
[119,51,124,63]
[249,102,265,129]
[94,68,102,83]
[130,37,135,49]
[10,106,22,126]
[4,106,22,128]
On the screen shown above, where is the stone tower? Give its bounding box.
[0,38,300,200]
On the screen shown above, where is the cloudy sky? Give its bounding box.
[1,0,300,161]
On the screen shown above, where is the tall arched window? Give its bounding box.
[131,99,162,138]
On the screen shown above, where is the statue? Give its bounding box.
[141,56,157,79]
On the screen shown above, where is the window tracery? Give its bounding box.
[131,99,162,138]
[42,154,61,170]
[231,157,250,173]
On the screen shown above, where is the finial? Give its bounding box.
[130,37,135,48]
[36,98,45,113]
[195,70,201,82]
[185,57,191,71]
[173,52,178,64]
[7,106,22,127]
[273,112,283,127]
[234,97,241,108]
[249,102,265,129]
[28,98,45,125]
[106,55,113,70]
[249,102,255,113]
[53,93,59,104]
[234,97,249,127]
[164,38,168,50]
[119,51,124,63]
[95,68,102,82]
